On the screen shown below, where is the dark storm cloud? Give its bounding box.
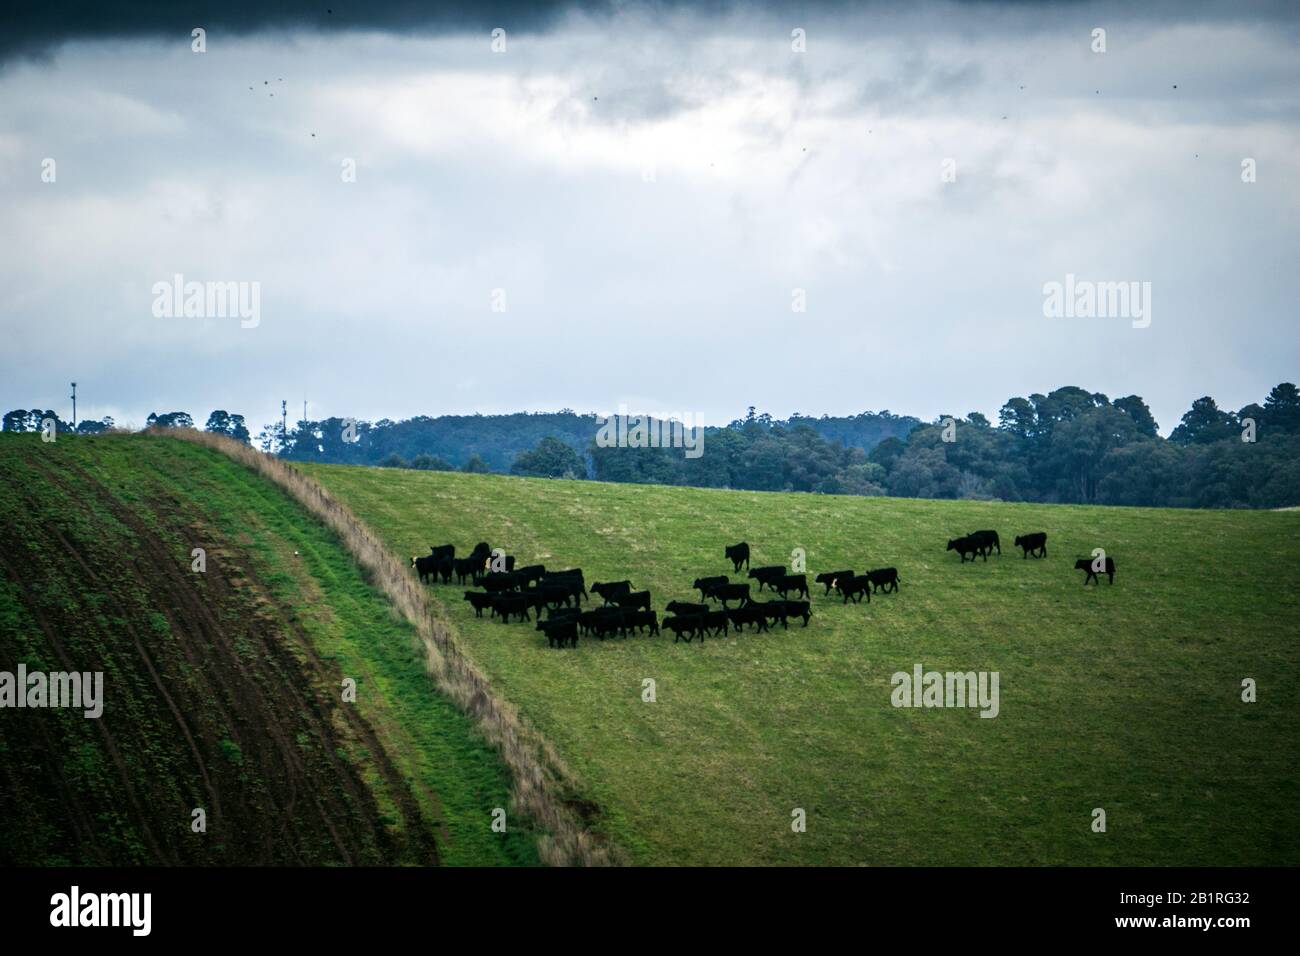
[3,0,1296,64]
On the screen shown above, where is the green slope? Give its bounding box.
[0,434,537,866]
[304,463,1300,866]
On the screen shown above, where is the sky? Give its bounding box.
[1,1,1297,437]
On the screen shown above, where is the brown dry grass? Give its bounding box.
[165,429,615,866]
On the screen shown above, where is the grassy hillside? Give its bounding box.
[0,434,537,866]
[305,463,1300,866]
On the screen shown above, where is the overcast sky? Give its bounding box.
[1,1,1296,436]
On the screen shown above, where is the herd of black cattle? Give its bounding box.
[410,528,1117,649]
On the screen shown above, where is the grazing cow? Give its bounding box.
[947,536,986,562]
[665,601,709,617]
[835,574,872,604]
[412,554,439,583]
[611,590,652,612]
[772,574,810,600]
[775,600,812,628]
[727,603,769,633]
[725,542,751,572]
[748,566,786,591]
[815,570,853,595]
[866,567,900,593]
[663,615,704,644]
[693,576,729,600]
[591,580,632,605]
[463,591,494,617]
[1014,533,1047,558]
[518,589,551,619]
[537,617,578,648]
[707,582,751,608]
[621,610,660,636]
[1075,556,1116,585]
[533,584,574,609]
[429,544,455,562]
[969,530,1001,555]
[490,593,530,623]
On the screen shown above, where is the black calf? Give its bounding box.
[725,542,751,572]
[969,530,1000,555]
[693,576,728,600]
[708,583,750,608]
[1014,533,1047,558]
[412,554,438,583]
[947,536,986,562]
[1075,556,1116,585]
[835,575,872,604]
[748,566,786,591]
[463,591,494,617]
[866,567,900,593]
[611,590,652,612]
[772,574,809,599]
[816,570,853,595]
[591,580,632,605]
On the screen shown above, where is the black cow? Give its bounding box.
[482,572,523,593]
[579,607,624,639]
[412,554,438,583]
[537,617,578,648]
[775,600,812,628]
[463,591,494,617]
[771,574,809,599]
[591,580,632,605]
[665,601,709,617]
[621,610,660,636]
[437,558,454,584]
[748,566,786,591]
[705,583,749,608]
[490,593,530,622]
[700,609,729,637]
[1075,556,1116,585]
[835,574,872,604]
[725,542,751,572]
[970,530,1001,555]
[751,601,788,629]
[429,544,455,562]
[515,564,546,586]
[727,603,769,633]
[453,557,481,585]
[663,615,704,643]
[693,575,729,600]
[1014,533,1047,558]
[866,567,900,593]
[947,536,986,562]
[815,570,853,595]
[542,569,587,602]
[611,590,652,612]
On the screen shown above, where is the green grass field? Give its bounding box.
[305,463,1300,866]
[0,435,537,865]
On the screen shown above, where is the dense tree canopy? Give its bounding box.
[4,386,1295,507]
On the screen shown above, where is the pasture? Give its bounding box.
[305,463,1300,866]
[0,435,537,866]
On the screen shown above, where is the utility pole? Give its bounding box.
[281,400,288,453]
[70,382,77,429]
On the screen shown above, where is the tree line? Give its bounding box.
[4,385,1295,508]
